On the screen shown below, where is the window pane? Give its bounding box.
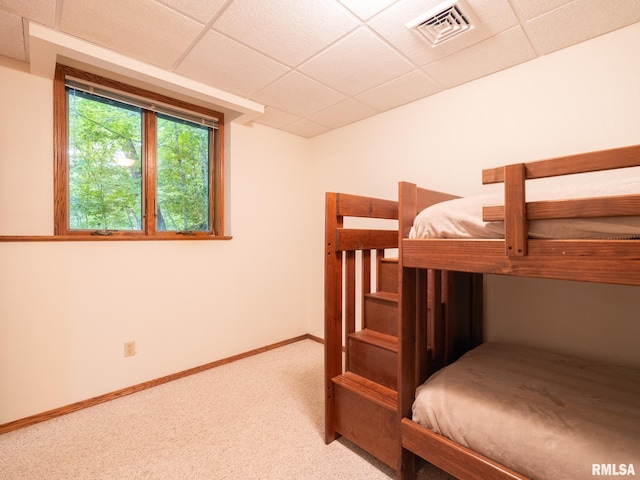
[67,89,143,230]
[156,114,210,231]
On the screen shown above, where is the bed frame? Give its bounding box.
[325,143,640,479]
[398,143,640,480]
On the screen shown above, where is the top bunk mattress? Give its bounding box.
[411,342,640,480]
[410,177,640,240]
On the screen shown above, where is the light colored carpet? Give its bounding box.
[0,339,453,479]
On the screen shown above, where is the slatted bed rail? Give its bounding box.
[402,144,640,286]
[483,144,640,257]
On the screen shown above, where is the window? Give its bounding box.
[54,65,225,239]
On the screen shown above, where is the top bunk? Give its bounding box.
[400,144,640,286]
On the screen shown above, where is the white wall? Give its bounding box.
[307,22,640,367]
[0,61,312,424]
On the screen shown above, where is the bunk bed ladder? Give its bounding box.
[325,187,483,473]
[324,191,401,469]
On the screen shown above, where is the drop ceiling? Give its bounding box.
[1,0,639,137]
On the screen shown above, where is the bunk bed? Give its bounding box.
[397,143,640,480]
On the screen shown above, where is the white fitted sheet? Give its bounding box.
[410,178,640,239]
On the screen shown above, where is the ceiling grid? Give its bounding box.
[1,0,639,137]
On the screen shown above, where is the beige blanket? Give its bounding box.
[412,343,640,480]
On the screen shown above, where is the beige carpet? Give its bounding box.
[0,339,453,479]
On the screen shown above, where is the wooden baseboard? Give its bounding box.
[302,334,345,352]
[0,334,319,434]
[306,333,324,344]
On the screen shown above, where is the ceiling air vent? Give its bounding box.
[406,0,477,47]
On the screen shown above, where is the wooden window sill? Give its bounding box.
[0,235,233,242]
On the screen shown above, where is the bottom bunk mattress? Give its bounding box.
[411,342,640,480]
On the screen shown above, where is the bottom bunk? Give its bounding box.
[401,342,640,480]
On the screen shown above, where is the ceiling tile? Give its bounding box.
[369,0,519,66]
[524,0,640,55]
[280,118,331,138]
[0,0,56,26]
[308,99,377,128]
[356,70,442,112]
[176,30,289,97]
[252,72,347,117]
[299,27,415,96]
[512,0,574,20]
[337,0,398,21]
[60,0,204,69]
[252,107,301,129]
[0,11,25,61]
[156,0,228,23]
[423,27,536,88]
[212,0,359,67]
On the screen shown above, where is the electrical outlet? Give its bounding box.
[124,341,136,357]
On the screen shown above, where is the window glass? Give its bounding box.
[67,89,143,230]
[156,114,210,232]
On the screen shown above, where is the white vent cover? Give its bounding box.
[406,0,477,47]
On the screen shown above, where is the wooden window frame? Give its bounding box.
[53,64,226,240]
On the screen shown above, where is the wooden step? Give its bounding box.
[348,329,398,389]
[350,328,398,352]
[364,291,398,336]
[378,257,399,294]
[332,372,399,469]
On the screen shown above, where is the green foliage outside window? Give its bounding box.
[68,90,142,230]
[67,88,211,232]
[156,114,210,231]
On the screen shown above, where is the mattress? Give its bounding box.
[410,178,640,239]
[411,343,640,480]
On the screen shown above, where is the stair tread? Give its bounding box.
[349,328,398,352]
[365,291,398,302]
[380,257,398,263]
[333,372,397,410]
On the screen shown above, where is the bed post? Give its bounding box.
[397,182,485,479]
[504,163,527,256]
[324,192,343,443]
[398,182,419,479]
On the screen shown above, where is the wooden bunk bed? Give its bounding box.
[397,143,640,480]
[325,143,640,480]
